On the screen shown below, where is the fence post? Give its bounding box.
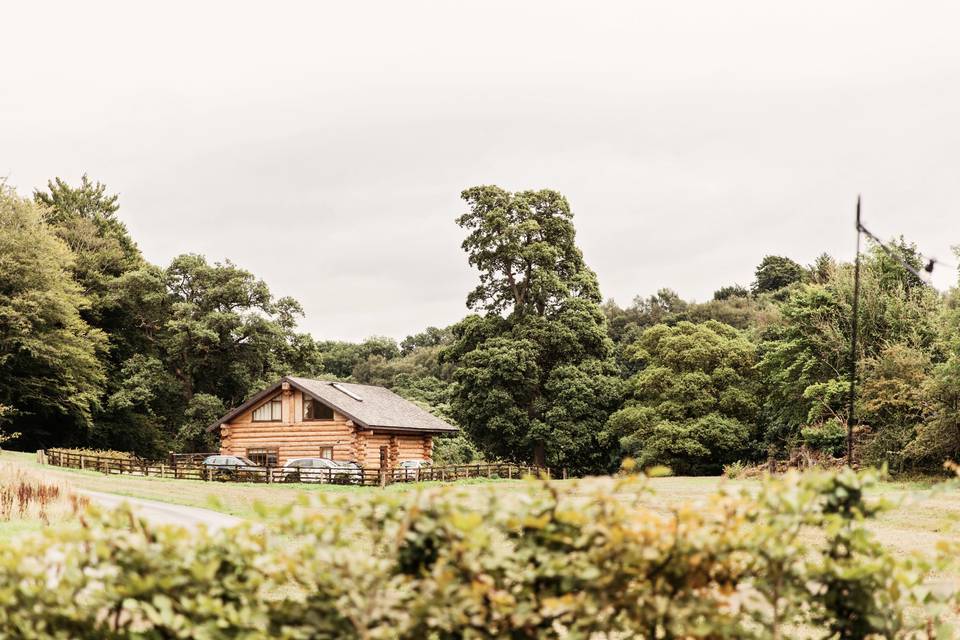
[80,456,85,471]
[379,469,386,488]
[562,468,568,480]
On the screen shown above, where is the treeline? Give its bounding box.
[2,178,958,474]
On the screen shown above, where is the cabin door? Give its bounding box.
[379,446,388,469]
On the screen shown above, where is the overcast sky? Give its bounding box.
[4,1,960,341]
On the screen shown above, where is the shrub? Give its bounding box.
[0,469,954,638]
[723,459,746,478]
[48,447,138,460]
[801,419,847,457]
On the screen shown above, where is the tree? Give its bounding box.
[858,344,931,468]
[752,255,806,295]
[713,284,749,301]
[0,183,106,449]
[444,186,620,472]
[601,320,758,474]
[757,246,941,456]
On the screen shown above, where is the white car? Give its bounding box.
[281,457,342,483]
[398,460,431,470]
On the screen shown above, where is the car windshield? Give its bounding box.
[284,459,309,468]
[236,457,257,466]
[336,461,357,468]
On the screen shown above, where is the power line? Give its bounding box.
[857,219,958,288]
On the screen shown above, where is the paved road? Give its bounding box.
[79,490,244,531]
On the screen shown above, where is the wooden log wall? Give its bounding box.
[222,388,357,464]
[220,388,436,467]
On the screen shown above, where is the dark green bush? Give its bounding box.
[801,419,848,457]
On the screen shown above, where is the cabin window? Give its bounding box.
[247,448,278,467]
[252,397,282,422]
[319,446,334,459]
[303,397,334,421]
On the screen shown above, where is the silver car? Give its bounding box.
[281,457,342,483]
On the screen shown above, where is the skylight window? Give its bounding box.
[331,382,363,402]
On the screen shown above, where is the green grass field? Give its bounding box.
[3,449,959,562]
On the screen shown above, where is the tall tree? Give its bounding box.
[0,183,106,448]
[443,186,620,472]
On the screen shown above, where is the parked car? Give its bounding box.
[201,455,264,481]
[398,460,431,469]
[395,459,431,481]
[281,457,342,483]
[334,460,363,485]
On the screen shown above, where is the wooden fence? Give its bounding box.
[42,449,552,487]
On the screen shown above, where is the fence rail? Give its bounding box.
[42,449,552,487]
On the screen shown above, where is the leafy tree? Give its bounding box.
[858,344,931,468]
[400,326,451,355]
[713,284,749,301]
[902,286,960,467]
[758,246,941,456]
[602,320,758,473]
[752,255,806,295]
[444,186,620,472]
[431,433,482,465]
[0,183,107,449]
[161,254,317,409]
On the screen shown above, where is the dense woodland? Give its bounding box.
[1,177,958,474]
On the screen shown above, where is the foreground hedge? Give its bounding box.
[0,468,956,638]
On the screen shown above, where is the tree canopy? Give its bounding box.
[3,174,959,476]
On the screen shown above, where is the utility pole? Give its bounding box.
[846,196,862,467]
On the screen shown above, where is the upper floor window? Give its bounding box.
[252,397,282,422]
[303,397,334,421]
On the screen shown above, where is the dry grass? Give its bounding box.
[0,460,88,539]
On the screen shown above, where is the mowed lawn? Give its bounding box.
[2,450,959,561]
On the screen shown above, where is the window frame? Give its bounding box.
[319,446,334,459]
[303,396,334,421]
[246,448,279,467]
[252,396,282,422]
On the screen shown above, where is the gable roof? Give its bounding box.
[207,376,458,434]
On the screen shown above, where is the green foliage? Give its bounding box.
[858,344,931,468]
[801,419,847,457]
[0,469,954,638]
[713,284,749,300]
[722,459,746,478]
[456,185,601,315]
[758,247,941,456]
[752,254,806,295]
[445,187,620,472]
[603,320,759,474]
[0,183,107,448]
[431,433,483,465]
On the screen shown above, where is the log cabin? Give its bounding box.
[206,376,458,468]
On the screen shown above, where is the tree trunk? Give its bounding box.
[533,442,546,468]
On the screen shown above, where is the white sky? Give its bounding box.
[3,1,960,341]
